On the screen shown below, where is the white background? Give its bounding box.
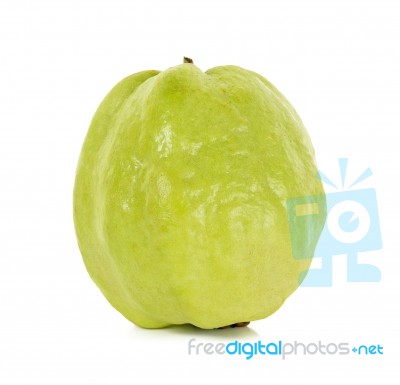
[1,0,400,383]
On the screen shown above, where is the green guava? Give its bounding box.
[73,58,326,329]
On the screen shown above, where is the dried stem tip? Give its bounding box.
[217,322,250,329]
[183,57,194,64]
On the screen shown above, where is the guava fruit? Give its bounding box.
[73,58,326,329]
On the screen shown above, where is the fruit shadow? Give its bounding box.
[135,323,260,340]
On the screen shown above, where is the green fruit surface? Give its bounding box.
[73,62,326,329]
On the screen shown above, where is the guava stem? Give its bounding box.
[217,322,250,329]
[183,56,193,64]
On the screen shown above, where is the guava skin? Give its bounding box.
[73,62,326,329]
